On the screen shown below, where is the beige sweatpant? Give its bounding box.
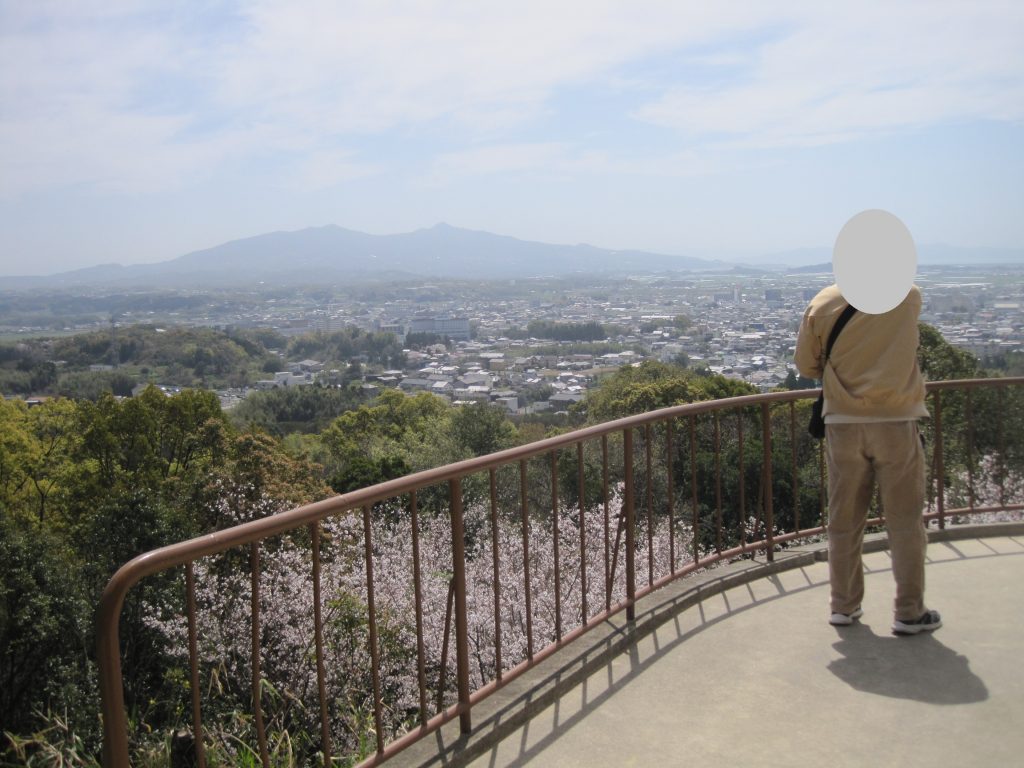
[825,421,928,622]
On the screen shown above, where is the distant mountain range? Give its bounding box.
[2,224,730,290]
[744,244,1024,270]
[3,224,1022,290]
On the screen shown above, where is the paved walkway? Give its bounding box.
[397,529,1024,768]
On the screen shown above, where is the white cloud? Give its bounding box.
[211,1,755,133]
[0,1,779,198]
[0,1,1021,200]
[635,3,1024,146]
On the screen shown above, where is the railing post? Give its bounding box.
[577,442,588,625]
[520,460,533,658]
[934,390,945,529]
[789,402,798,533]
[998,387,1006,508]
[185,562,207,768]
[97,582,131,768]
[550,452,562,640]
[645,424,655,585]
[250,543,271,768]
[690,416,698,565]
[761,402,774,562]
[666,421,675,573]
[738,412,746,549]
[489,470,503,680]
[361,509,384,757]
[966,390,975,510]
[309,524,331,765]
[623,428,636,620]
[449,478,472,733]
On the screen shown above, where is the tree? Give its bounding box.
[29,361,59,392]
[982,350,1024,376]
[914,323,1023,510]
[673,314,693,332]
[231,384,365,436]
[284,328,402,366]
[0,399,33,518]
[316,391,521,506]
[330,453,411,495]
[405,331,446,349]
[56,370,136,400]
[450,401,517,457]
[918,323,980,381]
[200,431,331,529]
[24,398,78,524]
[0,383,336,763]
[525,320,606,342]
[0,516,93,742]
[578,360,756,423]
[0,398,80,525]
[320,390,454,470]
[153,387,226,477]
[783,370,817,390]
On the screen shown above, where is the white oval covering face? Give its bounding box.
[833,209,917,314]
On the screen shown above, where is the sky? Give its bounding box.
[1,1,1023,277]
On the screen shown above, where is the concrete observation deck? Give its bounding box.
[396,524,1024,768]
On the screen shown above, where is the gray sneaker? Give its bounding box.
[892,610,942,635]
[829,607,864,626]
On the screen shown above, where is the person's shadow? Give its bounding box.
[828,623,988,704]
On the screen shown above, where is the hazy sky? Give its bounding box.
[1,1,1023,277]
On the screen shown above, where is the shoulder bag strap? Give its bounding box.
[825,303,857,362]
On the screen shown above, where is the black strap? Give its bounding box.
[824,304,857,362]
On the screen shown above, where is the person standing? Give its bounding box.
[794,210,941,635]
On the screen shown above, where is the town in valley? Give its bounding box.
[3,263,1022,414]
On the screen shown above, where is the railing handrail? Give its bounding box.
[96,375,1024,766]
[99,389,808,600]
[96,377,1024,591]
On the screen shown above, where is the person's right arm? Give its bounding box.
[794,307,823,379]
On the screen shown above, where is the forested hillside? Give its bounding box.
[0,324,404,396]
[0,384,529,764]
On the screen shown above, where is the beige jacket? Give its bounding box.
[794,284,928,420]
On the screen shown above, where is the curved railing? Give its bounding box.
[96,377,1024,766]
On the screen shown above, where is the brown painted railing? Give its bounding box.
[96,378,1024,766]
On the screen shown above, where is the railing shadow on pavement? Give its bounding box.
[414,528,1023,768]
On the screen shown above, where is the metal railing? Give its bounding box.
[96,378,1024,766]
